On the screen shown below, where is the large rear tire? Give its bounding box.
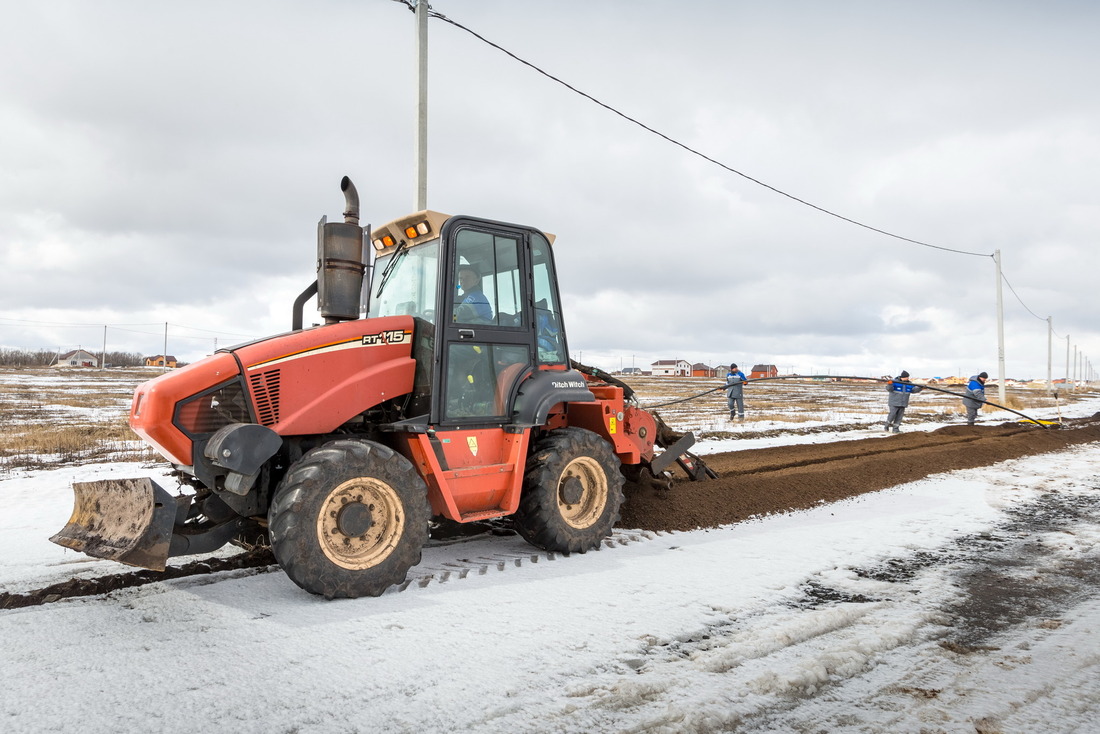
[268,439,430,599]
[514,427,624,553]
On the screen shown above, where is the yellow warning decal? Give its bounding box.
[467,436,479,456]
[609,415,617,434]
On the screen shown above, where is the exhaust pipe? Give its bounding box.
[317,176,367,323]
[341,175,359,226]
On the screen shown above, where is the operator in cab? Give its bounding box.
[455,266,493,322]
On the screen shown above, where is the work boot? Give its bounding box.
[738,414,745,421]
[892,427,900,434]
[884,424,890,432]
[730,411,736,419]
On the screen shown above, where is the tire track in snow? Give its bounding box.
[1,529,661,608]
[486,487,1100,734]
[391,529,661,593]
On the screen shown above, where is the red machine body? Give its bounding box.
[52,177,700,599]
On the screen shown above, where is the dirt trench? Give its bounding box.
[5,416,1098,609]
[621,415,1100,533]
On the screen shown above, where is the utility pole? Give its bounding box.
[163,322,169,373]
[994,250,1006,403]
[414,0,429,211]
[101,324,107,369]
[1046,316,1053,394]
[1065,335,1071,390]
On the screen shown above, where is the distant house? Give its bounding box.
[691,363,718,378]
[685,363,726,378]
[56,349,99,368]
[145,355,178,368]
[651,359,691,377]
[749,364,779,380]
[620,367,643,376]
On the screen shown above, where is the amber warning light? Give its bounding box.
[403,221,431,239]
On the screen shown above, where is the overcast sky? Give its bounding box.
[2,0,1098,380]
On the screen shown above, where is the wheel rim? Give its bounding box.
[556,456,608,529]
[316,477,404,570]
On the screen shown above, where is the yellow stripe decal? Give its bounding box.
[247,330,412,370]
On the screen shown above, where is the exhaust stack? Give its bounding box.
[341,175,359,225]
[317,176,367,323]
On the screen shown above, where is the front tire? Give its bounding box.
[268,439,430,599]
[514,427,624,553]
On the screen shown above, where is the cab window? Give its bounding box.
[531,234,566,364]
[368,239,439,323]
[444,343,531,420]
[452,229,525,327]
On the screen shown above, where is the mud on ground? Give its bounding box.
[621,415,1100,532]
[6,416,1098,610]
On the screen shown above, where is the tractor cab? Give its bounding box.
[367,211,584,429]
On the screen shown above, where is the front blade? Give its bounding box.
[49,477,179,571]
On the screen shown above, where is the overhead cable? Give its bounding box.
[1001,272,1049,323]
[425,9,993,259]
[0,316,258,341]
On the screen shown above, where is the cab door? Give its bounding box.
[432,218,536,426]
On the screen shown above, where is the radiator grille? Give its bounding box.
[249,370,281,426]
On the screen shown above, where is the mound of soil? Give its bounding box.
[0,549,276,610]
[8,416,1097,609]
[621,416,1100,533]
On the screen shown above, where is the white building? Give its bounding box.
[650,359,692,377]
[54,349,99,368]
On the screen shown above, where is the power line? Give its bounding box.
[1000,272,1047,323]
[425,8,993,259]
[166,323,257,339]
[0,316,162,328]
[418,6,1090,359]
[0,316,256,340]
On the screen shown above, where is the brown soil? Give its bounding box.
[0,550,276,610]
[6,416,1098,609]
[621,415,1100,532]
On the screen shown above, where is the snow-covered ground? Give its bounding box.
[2,393,1099,732]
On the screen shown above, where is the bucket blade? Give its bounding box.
[49,477,179,571]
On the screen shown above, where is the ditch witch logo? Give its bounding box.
[552,380,587,389]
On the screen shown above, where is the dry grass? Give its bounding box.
[0,419,158,471]
[0,367,1092,475]
[737,412,822,424]
[50,393,133,410]
[0,368,156,474]
[623,374,1093,437]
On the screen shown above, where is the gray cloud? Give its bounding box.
[1,0,1097,379]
